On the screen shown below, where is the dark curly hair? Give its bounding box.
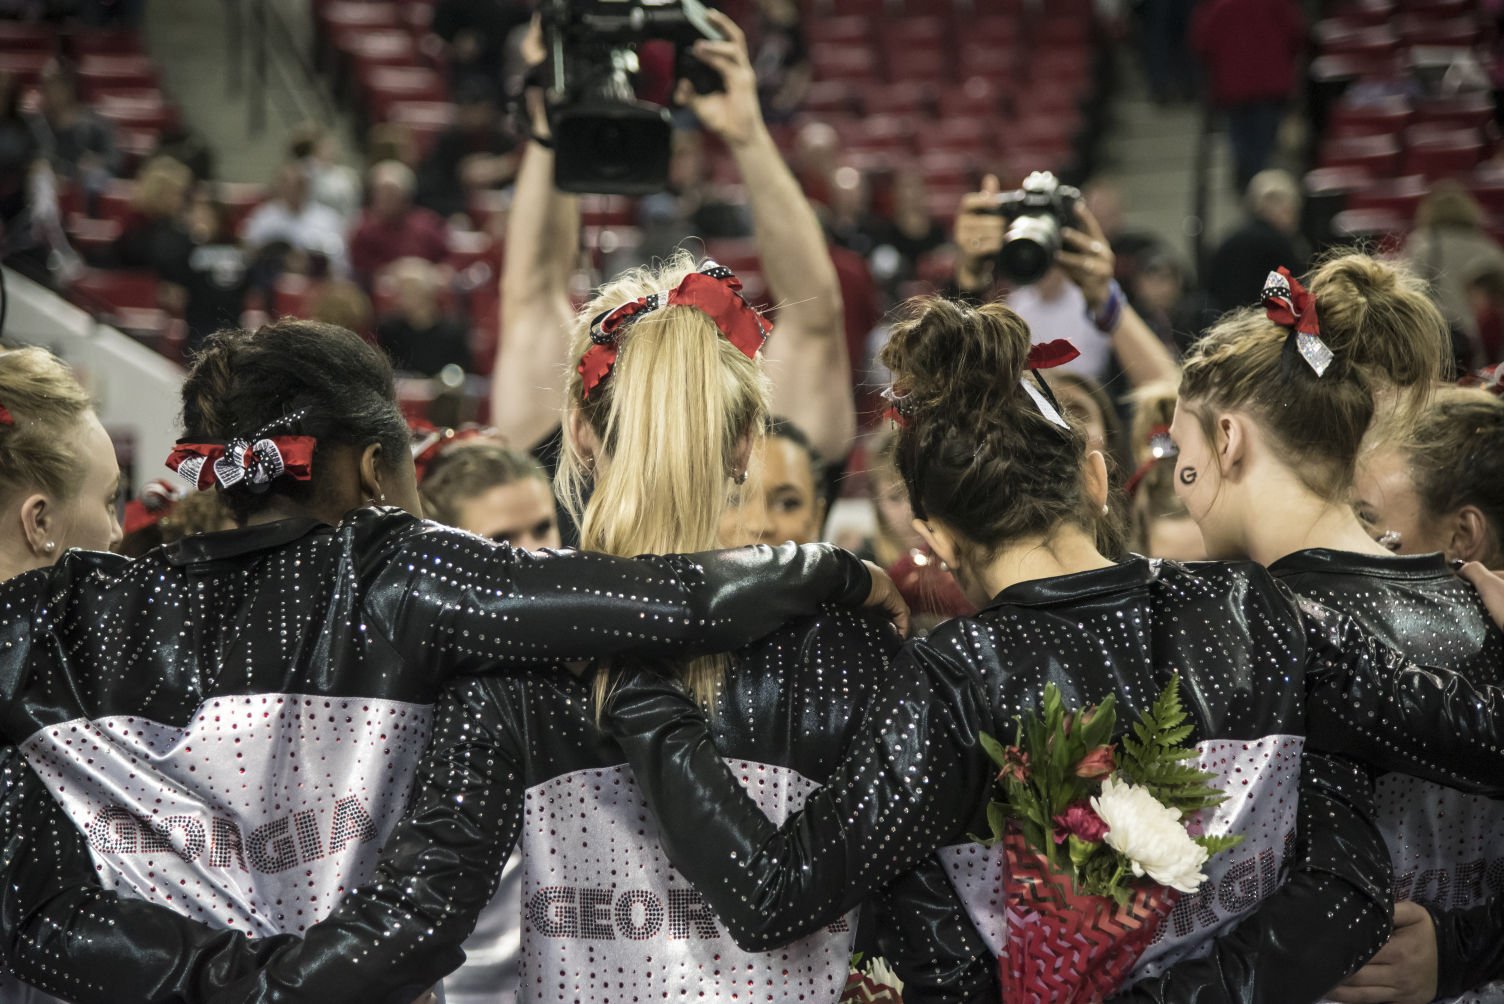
[878,296,1112,561]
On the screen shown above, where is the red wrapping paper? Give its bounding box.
[999,832,1179,1004]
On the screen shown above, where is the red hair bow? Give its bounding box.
[123,479,188,536]
[578,262,771,401]
[0,404,12,427]
[1026,339,1081,371]
[1262,267,1333,377]
[410,421,495,483]
[167,435,316,492]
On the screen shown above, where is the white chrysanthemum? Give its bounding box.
[1092,776,1209,894]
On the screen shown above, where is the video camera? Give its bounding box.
[539,0,725,195]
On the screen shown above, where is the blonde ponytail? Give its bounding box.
[558,253,771,713]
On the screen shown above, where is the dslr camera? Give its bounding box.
[979,171,1082,285]
[539,0,725,195]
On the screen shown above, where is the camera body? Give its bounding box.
[982,171,1082,285]
[540,0,724,195]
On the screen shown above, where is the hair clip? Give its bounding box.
[1022,339,1080,432]
[1263,267,1332,377]
[578,260,771,401]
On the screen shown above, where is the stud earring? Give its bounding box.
[43,540,56,553]
[732,470,748,485]
[1101,504,1109,517]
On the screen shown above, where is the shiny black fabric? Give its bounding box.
[1271,548,1504,1002]
[602,557,1504,1003]
[0,507,874,1003]
[201,608,905,1002]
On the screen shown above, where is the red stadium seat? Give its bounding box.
[1398,15,1479,47]
[77,54,159,92]
[578,195,636,228]
[951,76,1004,120]
[1333,0,1398,26]
[386,99,455,156]
[359,65,447,118]
[810,44,878,83]
[214,182,266,234]
[919,150,986,189]
[1347,174,1428,220]
[0,22,54,52]
[444,230,500,272]
[95,179,136,224]
[1328,96,1412,137]
[1330,208,1406,250]
[1403,127,1486,179]
[335,29,418,69]
[1318,133,1401,176]
[807,16,871,47]
[865,82,937,118]
[70,268,159,311]
[318,1,401,33]
[886,49,951,83]
[803,80,861,117]
[1413,95,1495,132]
[1318,23,1400,59]
[66,215,121,261]
[70,29,143,55]
[0,51,54,86]
[95,93,179,133]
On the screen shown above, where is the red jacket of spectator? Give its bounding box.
[1192,0,1306,107]
[349,207,450,282]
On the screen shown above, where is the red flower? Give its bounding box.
[1052,801,1110,844]
[997,745,1031,784]
[1074,745,1116,779]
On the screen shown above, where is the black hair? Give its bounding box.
[765,415,822,484]
[180,320,409,522]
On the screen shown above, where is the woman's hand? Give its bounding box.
[1056,202,1116,314]
[676,11,765,150]
[863,560,911,637]
[952,174,1004,293]
[1457,561,1504,629]
[1328,900,1438,1004]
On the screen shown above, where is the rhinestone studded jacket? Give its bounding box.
[1270,548,1504,1004]
[0,506,874,1003]
[603,557,1504,1004]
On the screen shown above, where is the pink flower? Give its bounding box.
[997,745,1030,784]
[1052,801,1110,844]
[1074,744,1116,779]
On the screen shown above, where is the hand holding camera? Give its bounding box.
[675,10,764,149]
[953,174,1006,293]
[1055,202,1117,314]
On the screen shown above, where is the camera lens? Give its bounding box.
[999,216,1061,285]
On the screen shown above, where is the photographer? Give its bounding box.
[948,173,1179,390]
[490,10,855,470]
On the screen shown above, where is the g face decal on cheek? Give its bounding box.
[1178,466,1198,486]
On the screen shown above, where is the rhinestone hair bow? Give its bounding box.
[1263,267,1333,377]
[122,478,189,535]
[167,413,316,493]
[578,261,771,401]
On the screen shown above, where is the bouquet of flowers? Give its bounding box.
[977,676,1242,1004]
[839,952,904,1003]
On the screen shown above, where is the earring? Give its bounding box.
[732,470,748,485]
[43,540,56,553]
[1101,504,1109,517]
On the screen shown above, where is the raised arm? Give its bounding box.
[1110,751,1392,1004]
[683,11,854,461]
[601,640,990,950]
[369,525,892,668]
[1057,205,1180,388]
[490,31,581,451]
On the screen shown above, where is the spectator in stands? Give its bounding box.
[0,347,122,583]
[1467,264,1504,364]
[349,160,449,286]
[1140,0,1196,105]
[825,165,878,257]
[367,122,421,172]
[376,257,471,376]
[29,58,118,203]
[1123,242,1192,351]
[1406,182,1504,369]
[791,120,839,209]
[113,155,191,269]
[310,279,372,338]
[1206,168,1304,314]
[241,162,349,278]
[1191,0,1304,191]
[290,124,361,225]
[869,169,946,303]
[417,80,520,223]
[159,187,249,352]
[0,71,44,269]
[752,0,811,122]
[432,0,531,97]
